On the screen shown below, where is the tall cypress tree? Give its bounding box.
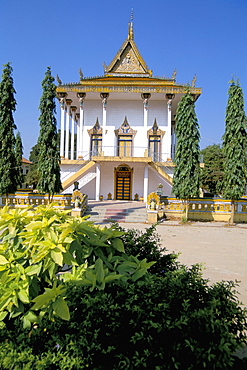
[15,131,24,188]
[172,90,201,219]
[222,79,247,224]
[0,62,18,200]
[37,67,62,200]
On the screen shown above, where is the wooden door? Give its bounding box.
[116,171,131,200]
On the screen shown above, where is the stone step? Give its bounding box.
[84,205,147,223]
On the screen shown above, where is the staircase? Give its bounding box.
[62,160,95,192]
[84,201,147,223]
[149,162,173,184]
[64,172,97,193]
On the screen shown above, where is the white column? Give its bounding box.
[141,93,151,128]
[57,93,67,158]
[70,107,76,160]
[75,113,80,159]
[165,94,174,161]
[65,99,72,159]
[79,107,83,158]
[95,163,100,201]
[77,93,86,159]
[143,164,149,203]
[100,93,109,153]
[171,121,176,160]
[60,103,65,158]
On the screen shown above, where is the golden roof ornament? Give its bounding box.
[56,74,62,85]
[172,69,177,81]
[192,74,197,87]
[79,68,83,81]
[128,9,134,40]
[103,62,107,72]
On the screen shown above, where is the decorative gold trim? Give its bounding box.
[147,192,160,206]
[104,22,152,77]
[115,116,137,136]
[87,118,102,135]
[147,119,165,137]
[57,84,202,96]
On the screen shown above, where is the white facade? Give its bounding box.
[57,22,201,201]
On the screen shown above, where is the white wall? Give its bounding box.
[84,100,102,127]
[107,100,143,127]
[148,100,167,127]
[148,167,172,196]
[78,98,170,159]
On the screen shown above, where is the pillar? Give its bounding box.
[75,113,80,159]
[76,93,86,159]
[57,92,67,158]
[65,99,72,159]
[141,93,151,128]
[171,120,176,160]
[95,163,100,201]
[100,93,109,152]
[165,94,174,161]
[70,106,77,160]
[143,164,149,202]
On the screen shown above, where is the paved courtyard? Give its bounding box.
[118,221,247,308]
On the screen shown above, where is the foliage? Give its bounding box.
[113,223,179,275]
[1,269,246,369]
[37,67,62,198]
[15,131,24,188]
[0,206,155,328]
[172,90,201,201]
[222,79,247,200]
[25,143,40,188]
[0,62,18,197]
[200,144,224,195]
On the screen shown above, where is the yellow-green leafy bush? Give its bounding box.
[0,205,154,327]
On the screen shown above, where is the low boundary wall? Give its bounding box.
[160,197,247,223]
[0,192,88,215]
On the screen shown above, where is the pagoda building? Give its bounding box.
[56,21,202,201]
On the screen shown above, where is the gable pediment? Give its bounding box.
[104,23,152,77]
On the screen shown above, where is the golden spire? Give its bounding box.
[128,9,134,40]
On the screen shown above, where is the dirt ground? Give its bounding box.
[120,221,247,309]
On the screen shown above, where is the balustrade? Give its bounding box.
[0,192,87,215]
[159,197,247,223]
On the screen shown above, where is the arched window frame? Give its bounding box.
[88,118,103,156]
[147,119,165,162]
[115,117,137,157]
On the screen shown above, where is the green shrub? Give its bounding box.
[1,266,246,369]
[0,206,155,327]
[0,210,246,368]
[113,223,179,275]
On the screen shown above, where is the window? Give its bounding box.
[118,135,132,157]
[149,135,161,161]
[147,119,165,162]
[91,134,102,156]
[115,117,136,157]
[88,118,102,157]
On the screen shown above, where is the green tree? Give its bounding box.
[0,62,18,201]
[172,90,201,218]
[200,144,224,195]
[222,79,247,224]
[15,131,24,188]
[37,67,62,200]
[25,143,40,189]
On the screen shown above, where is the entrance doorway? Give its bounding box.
[115,165,132,200]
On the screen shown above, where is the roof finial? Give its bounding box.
[128,8,134,40]
[130,8,134,21]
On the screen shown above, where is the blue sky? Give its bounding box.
[1,0,247,158]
